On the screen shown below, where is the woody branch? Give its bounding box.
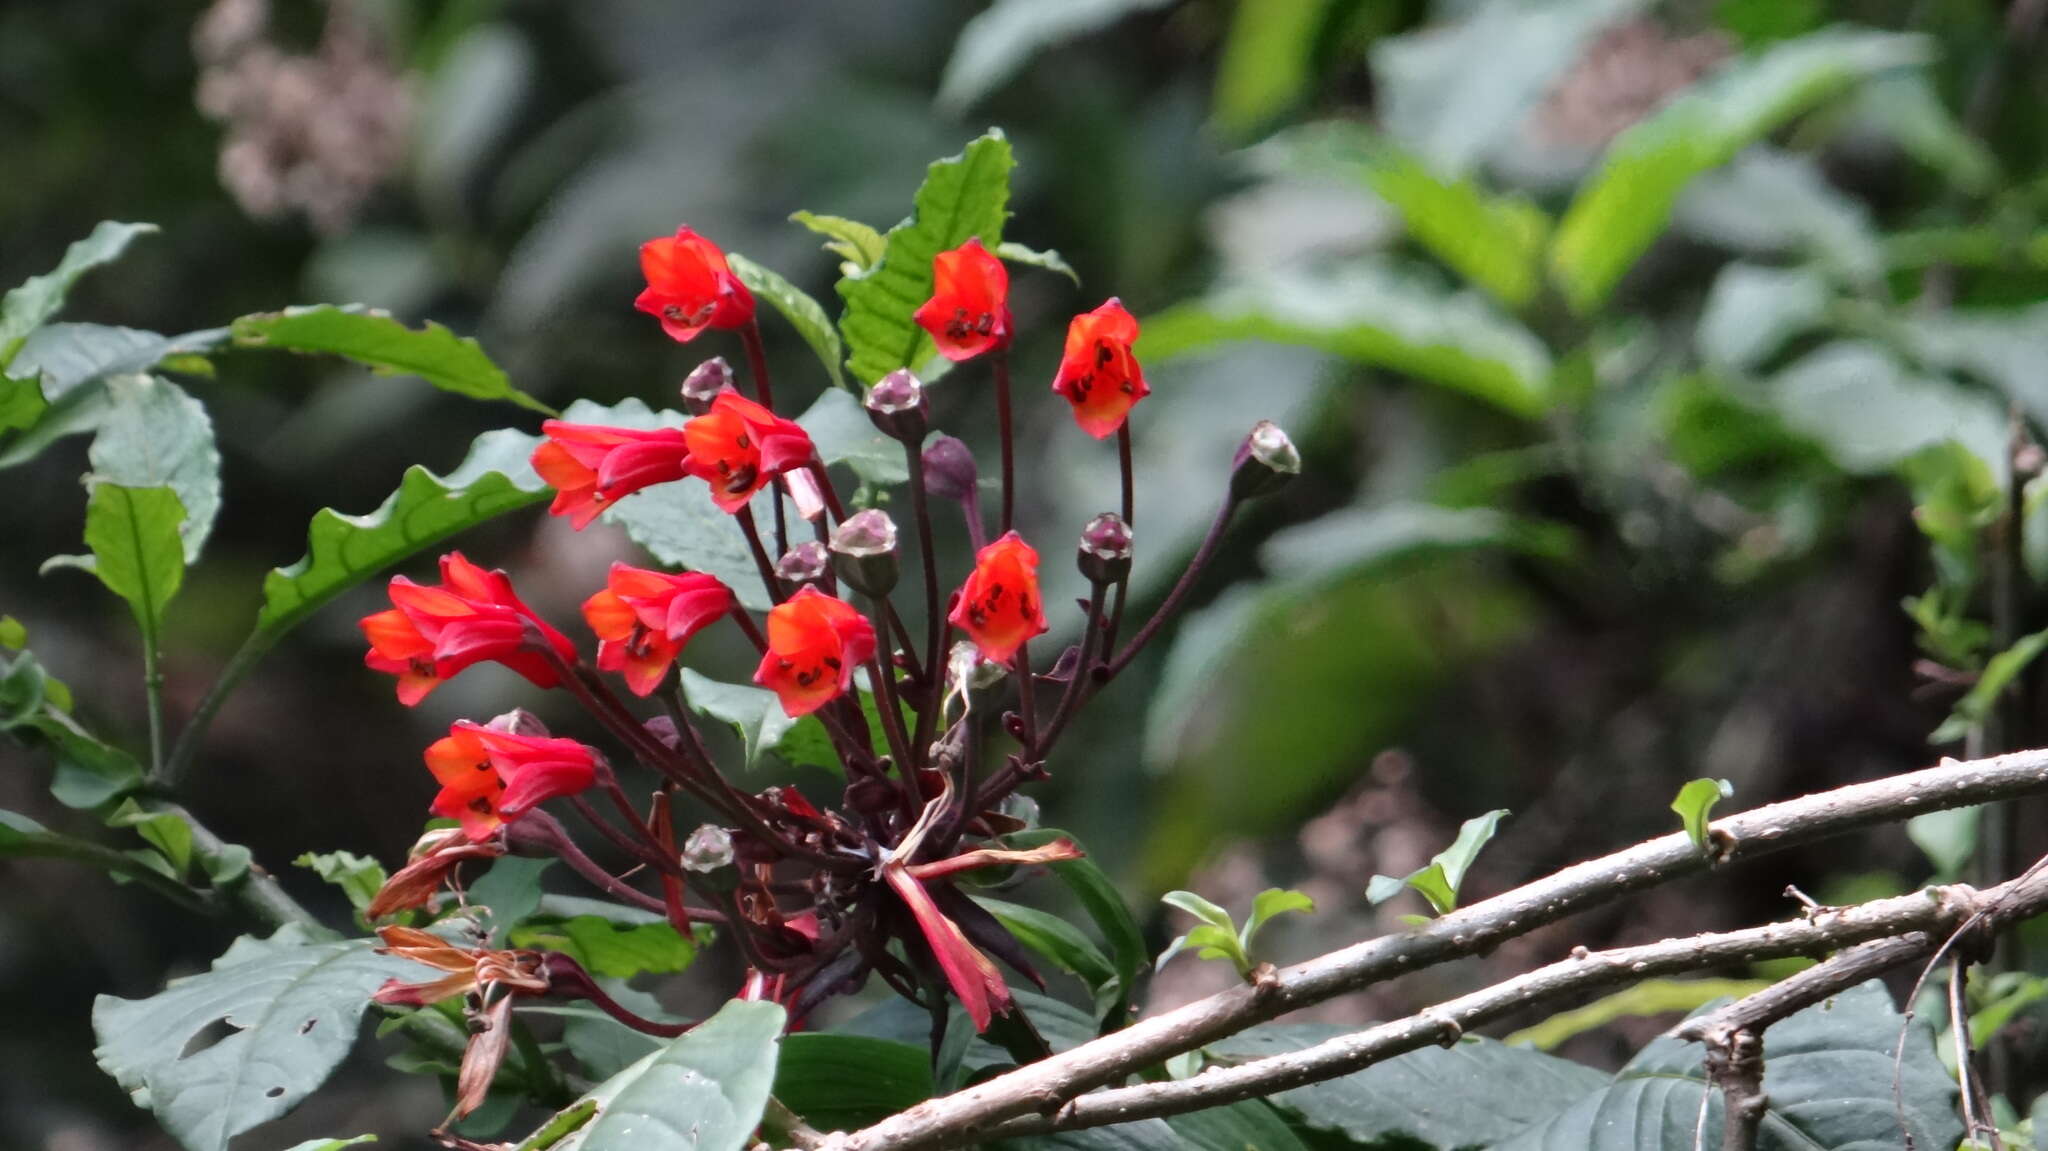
[821,747,2048,1151]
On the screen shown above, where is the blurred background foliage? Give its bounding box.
[10,0,2048,1144]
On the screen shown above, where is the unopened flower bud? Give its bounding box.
[682,824,734,873]
[1230,420,1300,501]
[484,708,550,738]
[922,435,978,502]
[865,368,929,442]
[776,541,830,591]
[1077,512,1133,585]
[830,509,900,597]
[681,357,734,414]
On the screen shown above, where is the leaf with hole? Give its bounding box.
[838,131,1014,386]
[92,924,416,1151]
[231,304,552,414]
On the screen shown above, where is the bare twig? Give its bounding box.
[1705,1028,1765,1151]
[823,748,2048,1150]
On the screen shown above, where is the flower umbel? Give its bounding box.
[424,719,599,841]
[913,237,1012,362]
[950,531,1048,666]
[635,226,754,342]
[754,587,877,717]
[683,389,816,513]
[359,552,576,705]
[1051,298,1149,439]
[582,564,735,696]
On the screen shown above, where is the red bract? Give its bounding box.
[532,422,694,529]
[754,587,876,717]
[913,237,1012,362]
[634,226,754,342]
[582,564,735,696]
[360,552,575,705]
[949,531,1048,665]
[1051,298,1149,439]
[683,389,816,513]
[882,864,1012,1031]
[425,721,599,841]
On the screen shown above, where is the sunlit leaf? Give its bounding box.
[1551,28,1927,311]
[1671,778,1734,853]
[727,252,845,390]
[231,304,553,414]
[838,131,1014,386]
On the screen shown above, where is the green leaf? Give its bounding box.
[1160,890,1236,932]
[994,241,1080,286]
[509,916,699,979]
[1896,301,2048,429]
[1765,341,2007,477]
[773,1033,933,1132]
[526,998,784,1151]
[108,799,195,878]
[935,0,1175,113]
[1907,805,1978,879]
[680,670,802,769]
[1696,262,1831,373]
[0,374,45,433]
[86,375,221,562]
[257,424,550,638]
[1208,1024,1608,1148]
[838,131,1015,387]
[60,483,186,642]
[92,924,417,1151]
[1672,778,1734,853]
[469,856,552,945]
[1369,809,1509,914]
[1502,978,1776,1050]
[974,895,1120,1003]
[790,211,887,275]
[1549,28,1927,312]
[0,616,24,650]
[280,1138,376,1151]
[1496,981,1961,1149]
[1258,503,1577,586]
[0,221,158,367]
[1160,892,1247,974]
[1849,72,1996,195]
[0,323,226,468]
[1933,628,2048,744]
[1005,827,1146,1023]
[1211,0,1332,139]
[294,850,388,914]
[1139,265,1553,417]
[230,304,553,415]
[1258,123,1551,309]
[727,252,845,390]
[1240,887,1314,953]
[1677,150,1884,286]
[798,387,911,488]
[0,648,146,808]
[1164,1100,1313,1151]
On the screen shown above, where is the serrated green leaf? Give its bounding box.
[529,998,783,1151]
[1550,28,1928,312]
[1209,1023,1608,1147]
[727,252,844,390]
[1672,778,1735,853]
[791,211,887,274]
[86,375,220,562]
[994,241,1080,286]
[231,304,553,414]
[838,131,1014,386]
[294,850,387,914]
[92,925,417,1151]
[64,484,186,645]
[257,425,549,637]
[1140,264,1553,417]
[0,221,157,367]
[1259,123,1550,308]
[1496,981,1960,1149]
[1502,978,1776,1050]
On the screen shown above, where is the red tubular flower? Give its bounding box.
[582,563,736,696]
[913,237,1012,362]
[531,422,694,529]
[948,531,1048,665]
[424,720,599,841]
[754,587,877,717]
[634,226,754,342]
[1051,298,1150,439]
[683,389,816,514]
[360,553,575,705]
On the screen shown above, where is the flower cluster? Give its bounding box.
[360,224,1299,1079]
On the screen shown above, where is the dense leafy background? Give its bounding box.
[8,0,2048,1146]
